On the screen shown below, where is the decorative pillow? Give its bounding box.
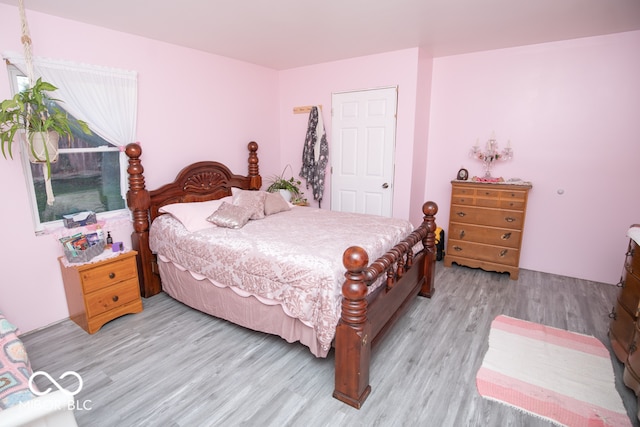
[158,196,232,232]
[264,192,291,216]
[207,202,252,229]
[232,189,266,220]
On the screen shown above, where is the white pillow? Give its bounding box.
[158,196,233,232]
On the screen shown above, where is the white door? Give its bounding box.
[331,87,397,217]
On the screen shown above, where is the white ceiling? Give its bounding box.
[1,0,640,70]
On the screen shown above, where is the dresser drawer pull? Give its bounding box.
[504,217,516,223]
[608,307,616,320]
[459,230,465,239]
[631,342,638,355]
[616,277,624,288]
[112,295,119,302]
[109,272,116,279]
[501,232,511,240]
[456,211,466,217]
[453,246,463,252]
[499,249,508,257]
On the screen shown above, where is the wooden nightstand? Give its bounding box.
[59,250,143,334]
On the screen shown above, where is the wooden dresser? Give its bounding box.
[443,180,532,280]
[610,235,640,363]
[608,227,640,422]
[59,250,143,334]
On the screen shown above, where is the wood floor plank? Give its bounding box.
[20,263,637,426]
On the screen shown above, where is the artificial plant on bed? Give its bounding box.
[266,165,307,205]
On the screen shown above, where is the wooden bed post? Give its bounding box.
[247,141,262,190]
[125,143,161,298]
[420,201,438,298]
[333,246,372,409]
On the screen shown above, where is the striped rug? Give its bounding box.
[476,315,631,426]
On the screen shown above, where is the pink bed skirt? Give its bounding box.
[158,258,330,358]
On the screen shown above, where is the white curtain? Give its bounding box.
[2,52,138,200]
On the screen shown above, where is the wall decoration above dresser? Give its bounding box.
[444,180,532,280]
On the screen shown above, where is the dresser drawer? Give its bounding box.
[474,188,502,199]
[81,256,138,293]
[448,222,521,248]
[450,205,525,229]
[498,199,526,210]
[446,240,519,266]
[85,277,141,318]
[619,269,640,317]
[626,240,640,279]
[451,195,476,205]
[610,299,636,362]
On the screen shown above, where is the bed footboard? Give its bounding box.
[333,201,438,408]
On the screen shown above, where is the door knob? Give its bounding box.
[382,183,389,189]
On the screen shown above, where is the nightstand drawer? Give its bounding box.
[81,256,138,293]
[448,223,521,249]
[85,277,141,318]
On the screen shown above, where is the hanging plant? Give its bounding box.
[0,78,91,178]
[0,0,91,205]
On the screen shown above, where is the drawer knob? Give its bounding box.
[505,217,516,223]
[453,246,463,252]
[608,307,616,320]
[109,272,116,279]
[112,295,119,302]
[459,230,466,239]
[616,277,624,288]
[499,249,508,257]
[631,342,638,355]
[456,211,466,217]
[501,232,512,240]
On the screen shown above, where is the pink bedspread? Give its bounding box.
[150,206,417,352]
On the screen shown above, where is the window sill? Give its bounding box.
[36,210,131,238]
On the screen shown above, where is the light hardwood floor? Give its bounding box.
[22,263,638,427]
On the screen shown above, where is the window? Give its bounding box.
[8,65,126,232]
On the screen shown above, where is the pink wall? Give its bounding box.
[278,49,423,220]
[0,4,279,333]
[426,31,640,284]
[1,2,637,333]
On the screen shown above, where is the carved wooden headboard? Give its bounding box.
[124,141,262,297]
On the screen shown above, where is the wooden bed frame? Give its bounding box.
[124,141,438,409]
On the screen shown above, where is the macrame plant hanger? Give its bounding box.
[18,0,56,205]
